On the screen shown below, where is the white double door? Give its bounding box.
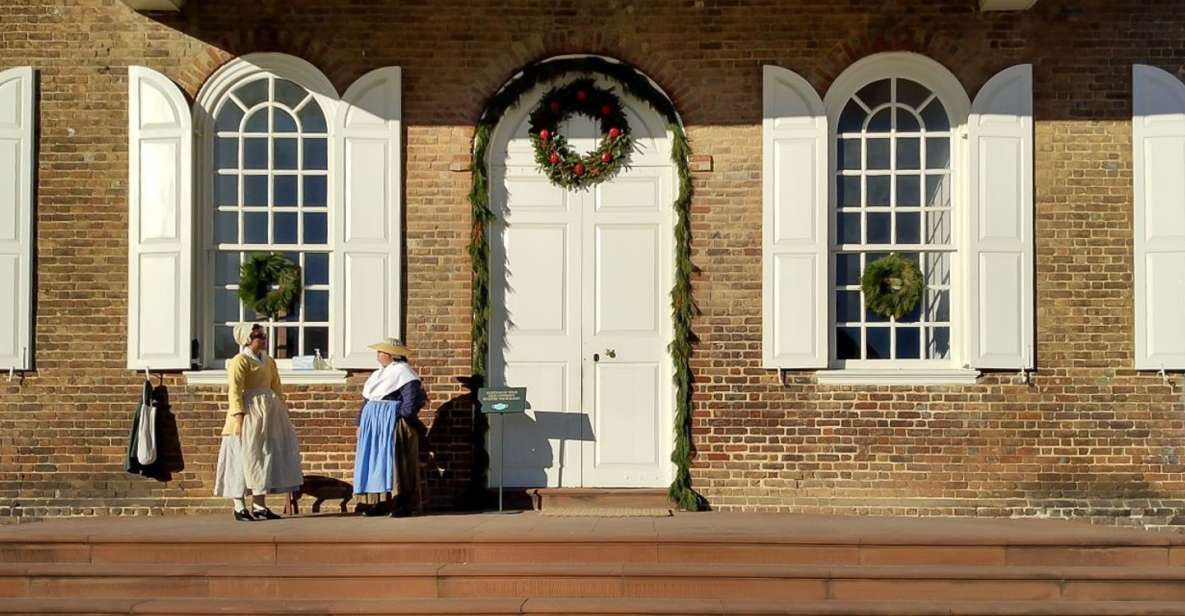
[489,134,674,488]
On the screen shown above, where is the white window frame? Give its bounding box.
[819,53,975,381]
[189,53,345,382]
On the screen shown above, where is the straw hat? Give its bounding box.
[368,337,411,358]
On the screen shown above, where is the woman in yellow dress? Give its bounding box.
[214,322,304,521]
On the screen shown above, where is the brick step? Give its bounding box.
[3,598,1185,616]
[530,488,675,514]
[4,563,1185,601]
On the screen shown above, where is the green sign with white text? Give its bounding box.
[478,387,527,414]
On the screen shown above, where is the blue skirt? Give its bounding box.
[353,399,400,494]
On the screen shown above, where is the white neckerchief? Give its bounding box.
[362,361,419,401]
[240,346,264,365]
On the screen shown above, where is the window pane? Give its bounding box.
[836,253,860,286]
[305,289,329,322]
[298,101,327,133]
[282,294,301,322]
[304,176,327,207]
[234,78,269,108]
[866,139,890,170]
[928,327,950,359]
[274,175,298,207]
[857,79,891,108]
[215,102,244,132]
[216,175,237,206]
[896,175,920,207]
[926,137,950,169]
[838,176,861,207]
[837,327,861,360]
[244,109,269,133]
[867,108,891,133]
[896,109,920,132]
[273,109,298,133]
[896,327,921,359]
[275,138,298,170]
[925,208,951,245]
[839,139,861,170]
[304,213,328,244]
[925,253,951,287]
[244,212,268,244]
[275,79,308,109]
[897,137,920,170]
[925,174,950,209]
[214,211,238,243]
[896,212,920,244]
[304,326,329,357]
[273,326,295,359]
[214,289,240,322]
[867,212,890,244]
[920,99,950,131]
[837,213,861,244]
[305,252,329,285]
[214,252,240,285]
[867,176,891,206]
[865,327,890,359]
[243,175,268,207]
[899,295,922,323]
[304,138,328,170]
[274,212,298,244]
[215,137,238,169]
[244,138,268,169]
[214,326,238,360]
[838,99,866,134]
[897,79,932,109]
[836,290,861,323]
[926,289,950,322]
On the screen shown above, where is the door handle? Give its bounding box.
[605,349,616,359]
[593,353,600,362]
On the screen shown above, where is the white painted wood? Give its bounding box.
[488,80,674,488]
[979,0,1038,10]
[762,65,828,368]
[968,64,1033,369]
[0,67,33,371]
[127,66,192,370]
[816,368,980,385]
[332,66,401,369]
[1133,65,1185,369]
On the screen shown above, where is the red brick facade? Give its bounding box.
[2,0,1184,527]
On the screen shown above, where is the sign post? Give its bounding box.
[477,387,527,512]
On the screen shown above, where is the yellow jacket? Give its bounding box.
[222,353,286,436]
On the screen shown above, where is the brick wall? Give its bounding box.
[2,0,1184,527]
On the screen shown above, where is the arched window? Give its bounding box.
[824,54,970,367]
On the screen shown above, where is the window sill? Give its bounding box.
[183,369,349,386]
[815,368,980,386]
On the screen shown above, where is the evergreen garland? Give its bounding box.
[861,253,924,320]
[238,253,302,320]
[469,56,705,510]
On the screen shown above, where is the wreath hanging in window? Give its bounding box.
[238,252,302,320]
[528,78,633,190]
[861,253,923,320]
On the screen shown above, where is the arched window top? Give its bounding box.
[824,52,970,129]
[195,53,338,128]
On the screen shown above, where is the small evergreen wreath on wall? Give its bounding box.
[861,253,923,320]
[528,78,633,190]
[238,253,302,320]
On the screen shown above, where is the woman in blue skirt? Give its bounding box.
[354,337,425,517]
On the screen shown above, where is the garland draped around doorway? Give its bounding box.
[468,56,705,511]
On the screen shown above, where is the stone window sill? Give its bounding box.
[183,369,349,386]
[815,368,980,386]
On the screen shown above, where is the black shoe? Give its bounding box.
[389,507,413,518]
[363,502,390,517]
[233,509,256,522]
[251,507,282,520]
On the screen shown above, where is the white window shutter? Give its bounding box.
[0,67,34,371]
[1133,65,1185,369]
[127,66,192,370]
[968,64,1034,369]
[332,67,402,369]
[762,65,828,369]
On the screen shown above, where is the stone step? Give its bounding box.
[3,598,1185,616]
[4,562,1185,601]
[530,488,675,514]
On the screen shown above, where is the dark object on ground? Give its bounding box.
[284,475,353,515]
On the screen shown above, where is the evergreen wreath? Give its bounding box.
[470,57,705,511]
[861,253,923,320]
[238,252,302,320]
[528,78,633,190]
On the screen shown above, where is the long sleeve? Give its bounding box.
[396,380,425,418]
[224,357,249,436]
[268,357,286,405]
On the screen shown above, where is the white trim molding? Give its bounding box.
[979,0,1038,10]
[184,369,348,386]
[816,368,980,386]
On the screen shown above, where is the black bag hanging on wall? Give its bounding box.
[124,381,152,475]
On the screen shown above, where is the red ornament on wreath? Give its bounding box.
[527,77,633,191]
